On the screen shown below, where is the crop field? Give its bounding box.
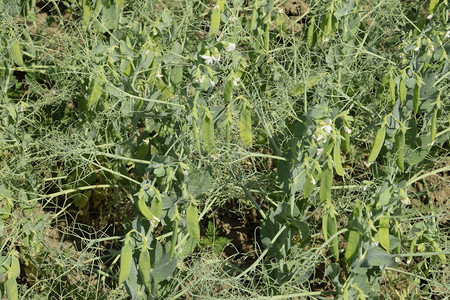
[0,0,449,299]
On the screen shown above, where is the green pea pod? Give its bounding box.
[393,219,401,254]
[217,0,226,12]
[429,0,439,15]
[192,102,201,153]
[202,106,216,154]
[169,217,178,260]
[307,15,316,46]
[150,192,162,222]
[320,162,333,203]
[394,128,405,172]
[87,75,105,109]
[225,107,232,145]
[379,214,390,252]
[345,228,360,261]
[333,138,344,176]
[430,106,437,145]
[303,172,316,199]
[138,246,152,294]
[264,21,270,53]
[327,212,339,260]
[322,212,328,243]
[249,0,259,31]
[389,68,396,106]
[240,103,253,147]
[82,0,92,25]
[137,197,158,222]
[11,255,20,278]
[209,5,221,36]
[367,123,386,165]
[413,82,420,115]
[118,243,133,285]
[186,202,200,241]
[341,123,351,154]
[431,240,447,263]
[224,70,234,103]
[10,40,24,67]
[399,71,406,104]
[5,277,18,300]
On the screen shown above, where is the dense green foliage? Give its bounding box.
[1,0,449,299]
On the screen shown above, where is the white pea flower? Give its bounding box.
[429,44,435,51]
[320,119,333,134]
[400,195,411,206]
[314,134,324,142]
[155,72,163,79]
[406,258,412,265]
[445,31,450,39]
[316,148,324,156]
[212,52,221,63]
[182,170,189,176]
[145,49,150,55]
[370,238,379,247]
[344,126,352,134]
[233,77,241,86]
[195,75,205,84]
[200,55,214,64]
[310,177,316,185]
[414,45,420,51]
[427,14,434,19]
[395,257,402,264]
[224,42,236,52]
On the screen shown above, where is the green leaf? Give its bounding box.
[187,168,212,198]
[151,253,177,283]
[5,277,18,300]
[364,246,395,267]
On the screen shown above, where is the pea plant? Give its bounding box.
[0,0,449,299]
